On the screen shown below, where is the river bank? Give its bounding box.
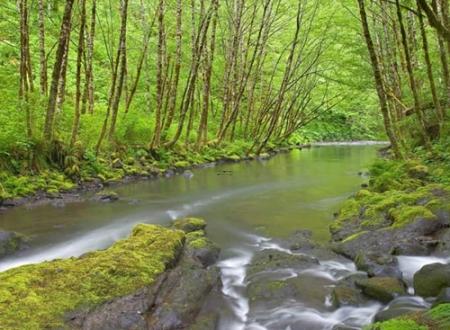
[328,138,450,329]
[3,143,448,329]
[0,143,300,212]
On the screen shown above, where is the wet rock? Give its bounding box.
[148,259,221,330]
[333,218,444,261]
[182,170,194,179]
[285,230,342,260]
[356,277,407,303]
[93,190,119,202]
[258,153,271,160]
[246,249,319,278]
[164,169,175,178]
[68,223,220,330]
[332,286,366,307]
[0,230,28,259]
[247,271,335,311]
[435,228,450,256]
[189,313,219,330]
[433,287,450,307]
[172,218,206,233]
[414,263,450,297]
[332,325,361,330]
[185,230,220,267]
[354,252,402,279]
[338,272,369,289]
[374,296,429,322]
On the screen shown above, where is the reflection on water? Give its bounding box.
[0,145,382,329]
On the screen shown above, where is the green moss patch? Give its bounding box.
[0,224,185,329]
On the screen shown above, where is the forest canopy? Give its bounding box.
[0,0,449,197]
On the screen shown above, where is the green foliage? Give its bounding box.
[0,224,185,329]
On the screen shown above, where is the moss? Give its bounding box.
[390,205,436,227]
[226,154,241,161]
[0,224,185,329]
[367,319,427,330]
[173,217,207,233]
[173,161,190,168]
[342,231,368,243]
[369,303,450,330]
[186,230,208,249]
[425,303,450,329]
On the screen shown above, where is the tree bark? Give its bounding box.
[357,0,403,159]
[43,0,74,141]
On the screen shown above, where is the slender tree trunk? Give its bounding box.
[85,0,96,114]
[108,0,129,141]
[417,2,444,125]
[357,0,403,159]
[70,0,87,147]
[151,0,166,148]
[197,0,219,147]
[43,0,74,141]
[396,0,431,149]
[19,0,33,138]
[37,0,48,95]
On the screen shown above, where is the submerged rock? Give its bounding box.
[414,263,450,297]
[433,287,450,307]
[172,217,207,233]
[356,277,407,303]
[246,249,318,278]
[93,190,119,202]
[0,230,28,259]
[374,296,429,322]
[331,286,367,307]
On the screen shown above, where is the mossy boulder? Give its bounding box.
[0,230,28,259]
[0,224,185,329]
[413,263,450,297]
[369,303,450,330]
[356,277,407,303]
[173,161,190,168]
[94,190,119,202]
[332,286,366,307]
[173,217,206,233]
[246,249,318,278]
[185,230,220,267]
[433,288,450,307]
[368,319,427,330]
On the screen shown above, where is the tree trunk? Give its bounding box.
[43,0,74,141]
[357,0,403,159]
[396,0,431,149]
[70,0,87,147]
[417,2,444,125]
[37,0,48,95]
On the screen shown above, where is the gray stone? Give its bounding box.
[414,263,450,297]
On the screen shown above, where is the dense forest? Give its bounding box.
[0,0,449,201]
[1,0,450,329]
[0,0,386,200]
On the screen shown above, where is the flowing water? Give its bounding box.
[0,143,432,329]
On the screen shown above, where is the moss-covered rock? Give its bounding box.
[356,277,407,303]
[185,230,220,267]
[0,230,28,259]
[369,303,450,330]
[368,319,427,330]
[413,263,450,297]
[173,217,207,233]
[0,224,185,329]
[94,190,119,202]
[332,286,366,307]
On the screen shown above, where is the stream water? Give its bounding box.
[0,144,436,329]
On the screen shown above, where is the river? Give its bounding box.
[1,144,393,329]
